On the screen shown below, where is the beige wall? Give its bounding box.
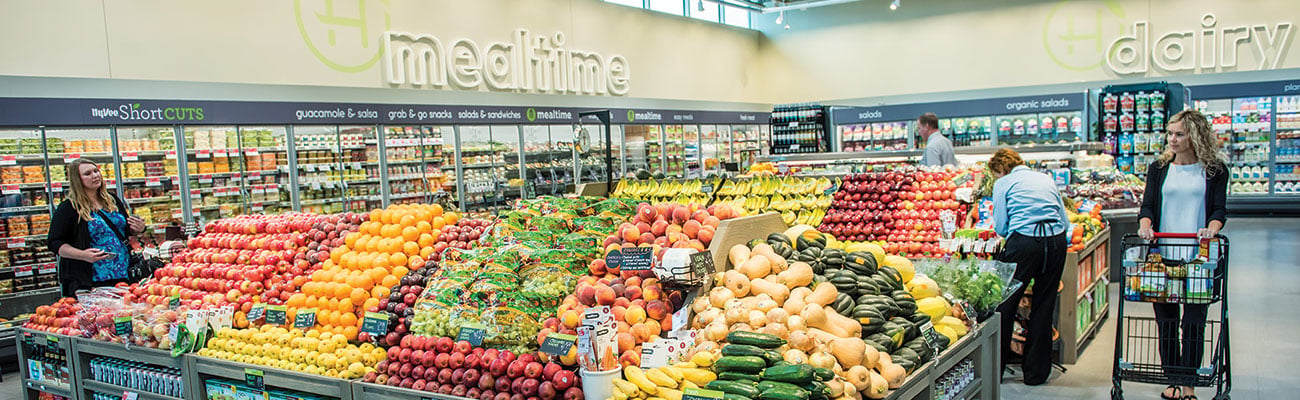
[0,0,776,104]
[757,0,1300,102]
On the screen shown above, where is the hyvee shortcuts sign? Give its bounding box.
[294,0,629,96]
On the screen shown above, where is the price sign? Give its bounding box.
[196,150,210,159]
[244,368,264,390]
[251,186,265,195]
[121,152,139,161]
[618,246,654,271]
[49,182,63,193]
[688,250,715,279]
[457,323,488,346]
[640,341,670,368]
[918,321,944,355]
[351,162,362,170]
[700,183,713,193]
[63,153,80,163]
[251,203,264,212]
[169,295,181,308]
[304,164,316,172]
[264,305,287,326]
[145,178,161,187]
[38,264,56,275]
[360,312,390,338]
[215,149,228,156]
[268,184,280,192]
[605,249,623,270]
[539,333,577,356]
[113,316,133,336]
[245,148,259,156]
[294,308,317,329]
[310,182,321,190]
[247,303,265,321]
[1,185,18,195]
[319,163,331,171]
[191,189,202,200]
[123,391,139,400]
[247,172,261,180]
[0,155,16,165]
[14,267,32,278]
[165,150,177,159]
[198,175,213,184]
[682,388,726,400]
[777,164,790,174]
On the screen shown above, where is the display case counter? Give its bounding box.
[187,355,356,400]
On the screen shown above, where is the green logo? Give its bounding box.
[1042,0,1127,71]
[627,110,636,122]
[132,103,141,110]
[295,0,391,73]
[527,108,537,122]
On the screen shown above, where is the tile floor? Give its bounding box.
[0,218,1295,400]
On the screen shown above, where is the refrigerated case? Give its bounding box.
[381,126,448,205]
[830,94,1086,154]
[456,126,518,211]
[576,123,620,183]
[293,125,346,215]
[341,126,382,212]
[519,125,577,198]
[0,128,58,301]
[700,125,723,177]
[237,126,290,215]
[1277,95,1300,195]
[1196,98,1271,196]
[728,124,768,171]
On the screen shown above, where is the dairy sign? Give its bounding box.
[1106,13,1294,75]
[384,29,630,96]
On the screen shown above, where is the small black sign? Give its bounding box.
[605,249,623,270]
[244,368,264,390]
[620,247,655,271]
[361,312,390,338]
[294,308,317,329]
[918,321,944,355]
[168,295,181,308]
[265,305,287,326]
[113,316,133,336]
[700,183,713,193]
[539,333,577,356]
[689,250,715,279]
[457,324,487,346]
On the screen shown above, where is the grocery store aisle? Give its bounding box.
[1002,217,1300,400]
[1,372,18,400]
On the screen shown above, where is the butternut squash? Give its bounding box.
[723,270,750,297]
[766,253,789,273]
[828,337,866,367]
[737,255,772,280]
[693,308,721,327]
[805,282,839,307]
[844,366,871,394]
[749,277,790,304]
[801,304,860,338]
[783,290,808,316]
[728,244,750,267]
[791,286,813,300]
[777,262,814,288]
[863,344,880,369]
[880,363,906,389]
[864,371,888,399]
[750,243,776,260]
[825,378,845,398]
[876,353,892,367]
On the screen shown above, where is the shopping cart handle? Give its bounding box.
[1152,232,1200,239]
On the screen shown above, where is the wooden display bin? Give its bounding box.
[1058,226,1111,365]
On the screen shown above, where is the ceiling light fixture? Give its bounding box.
[890,0,899,10]
[698,0,705,12]
[776,10,784,24]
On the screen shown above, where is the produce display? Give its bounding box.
[362,335,583,399]
[1064,168,1145,209]
[1066,202,1106,252]
[713,176,834,225]
[821,169,972,258]
[612,179,719,207]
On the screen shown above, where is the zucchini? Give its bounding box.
[759,364,815,384]
[708,380,761,398]
[812,367,834,382]
[724,394,755,400]
[718,371,757,382]
[726,331,786,349]
[715,356,767,373]
[757,381,803,393]
[801,381,829,400]
[764,350,784,366]
[769,360,794,368]
[757,385,810,400]
[721,344,768,359]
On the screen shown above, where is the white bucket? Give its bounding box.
[581,367,621,400]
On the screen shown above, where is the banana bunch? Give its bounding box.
[613,179,717,206]
[613,361,718,400]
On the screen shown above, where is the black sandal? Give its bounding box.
[1180,395,1198,400]
[1160,386,1182,400]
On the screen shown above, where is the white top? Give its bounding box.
[1159,163,1206,261]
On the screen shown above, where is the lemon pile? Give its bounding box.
[196,326,385,379]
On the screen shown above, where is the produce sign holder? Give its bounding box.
[351,380,470,400]
[186,354,357,400]
[71,335,188,400]
[16,327,79,400]
[882,314,1002,400]
[1058,226,1111,365]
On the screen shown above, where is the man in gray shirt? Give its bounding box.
[918,112,956,166]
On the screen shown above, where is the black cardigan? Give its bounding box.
[1138,160,1229,231]
[47,195,130,295]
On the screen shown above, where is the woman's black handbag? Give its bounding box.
[97,210,163,282]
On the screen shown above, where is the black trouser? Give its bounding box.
[1153,303,1209,384]
[996,231,1068,385]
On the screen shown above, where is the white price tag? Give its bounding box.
[165,150,177,159]
[190,190,202,200]
[320,163,331,171]
[8,238,26,249]
[63,153,81,163]
[15,265,33,277]
[49,182,63,193]
[310,182,321,190]
[245,148,259,156]
[0,155,15,165]
[121,152,139,161]
[196,150,210,159]
[0,185,18,195]
[351,162,362,170]
[252,203,264,212]
[145,178,162,187]
[198,175,213,184]
[251,186,265,195]
[247,172,261,180]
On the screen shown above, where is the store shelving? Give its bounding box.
[457,126,518,211]
[294,126,347,215]
[771,103,829,155]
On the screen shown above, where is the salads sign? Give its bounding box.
[1105,13,1295,75]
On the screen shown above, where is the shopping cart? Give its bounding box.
[1112,233,1230,400]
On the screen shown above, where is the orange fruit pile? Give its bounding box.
[291,204,458,341]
